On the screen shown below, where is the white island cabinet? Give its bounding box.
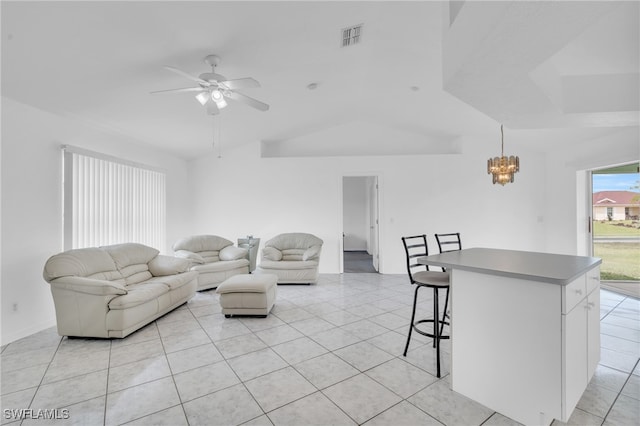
[419,248,601,426]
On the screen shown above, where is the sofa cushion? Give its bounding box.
[103,243,160,269]
[118,263,153,285]
[174,250,205,265]
[219,246,248,261]
[265,233,323,251]
[303,245,322,261]
[43,247,121,282]
[191,259,249,273]
[216,274,277,294]
[99,243,159,285]
[263,247,283,261]
[259,260,319,270]
[281,249,305,261]
[108,283,168,310]
[148,255,191,276]
[173,235,233,253]
[146,271,198,291]
[198,250,223,263]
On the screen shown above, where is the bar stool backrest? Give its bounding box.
[401,234,431,284]
[435,232,462,254]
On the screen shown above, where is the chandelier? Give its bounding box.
[487,125,519,185]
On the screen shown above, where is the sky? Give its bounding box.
[593,173,640,193]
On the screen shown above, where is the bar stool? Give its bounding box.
[401,234,450,377]
[434,233,461,344]
[435,232,462,255]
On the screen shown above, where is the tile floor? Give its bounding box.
[1,273,638,426]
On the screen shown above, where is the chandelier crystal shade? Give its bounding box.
[487,125,519,186]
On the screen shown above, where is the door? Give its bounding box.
[369,176,379,271]
[590,163,640,297]
[342,175,380,273]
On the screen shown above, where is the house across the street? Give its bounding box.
[593,190,640,220]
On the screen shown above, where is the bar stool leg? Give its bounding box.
[432,288,438,348]
[434,287,441,378]
[403,284,420,356]
[439,287,450,337]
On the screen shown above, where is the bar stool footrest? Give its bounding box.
[412,318,450,340]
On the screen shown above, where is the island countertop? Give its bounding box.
[418,247,601,285]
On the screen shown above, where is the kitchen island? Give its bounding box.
[419,248,601,426]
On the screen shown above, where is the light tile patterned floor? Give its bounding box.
[1,273,638,425]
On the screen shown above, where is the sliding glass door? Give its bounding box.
[591,163,640,297]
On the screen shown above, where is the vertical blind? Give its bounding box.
[63,146,166,251]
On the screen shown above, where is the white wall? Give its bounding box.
[547,127,640,256]
[0,98,191,345]
[343,177,368,251]
[189,138,548,275]
[4,94,634,345]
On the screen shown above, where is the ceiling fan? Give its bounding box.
[151,54,269,115]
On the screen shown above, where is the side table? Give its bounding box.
[237,236,260,273]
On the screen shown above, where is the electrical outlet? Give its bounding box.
[12,303,18,312]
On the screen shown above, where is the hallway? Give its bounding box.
[343,251,377,273]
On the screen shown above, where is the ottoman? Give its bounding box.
[216,274,277,317]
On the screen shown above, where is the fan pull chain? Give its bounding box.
[217,115,222,158]
[211,114,222,158]
[212,115,216,151]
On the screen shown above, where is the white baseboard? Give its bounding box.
[601,281,640,299]
[2,319,58,346]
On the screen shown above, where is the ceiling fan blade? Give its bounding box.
[219,78,261,90]
[163,66,209,85]
[225,91,270,112]
[150,87,203,95]
[206,102,220,115]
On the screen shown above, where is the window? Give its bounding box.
[62,146,166,251]
[606,207,613,219]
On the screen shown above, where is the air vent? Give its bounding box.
[341,24,363,47]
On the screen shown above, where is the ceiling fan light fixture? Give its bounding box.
[211,90,227,108]
[156,54,269,114]
[211,90,223,101]
[195,92,210,106]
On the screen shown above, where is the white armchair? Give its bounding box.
[256,233,323,284]
[173,235,249,291]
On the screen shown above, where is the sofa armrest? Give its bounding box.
[48,276,127,296]
[220,245,248,261]
[303,245,322,261]
[262,246,283,261]
[148,255,191,276]
[173,250,205,264]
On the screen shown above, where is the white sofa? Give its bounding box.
[172,235,249,291]
[43,243,197,338]
[256,233,323,284]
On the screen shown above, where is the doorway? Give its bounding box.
[342,176,379,273]
[590,162,640,297]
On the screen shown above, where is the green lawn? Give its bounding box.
[593,242,640,280]
[593,220,640,237]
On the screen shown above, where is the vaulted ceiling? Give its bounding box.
[2,1,638,160]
